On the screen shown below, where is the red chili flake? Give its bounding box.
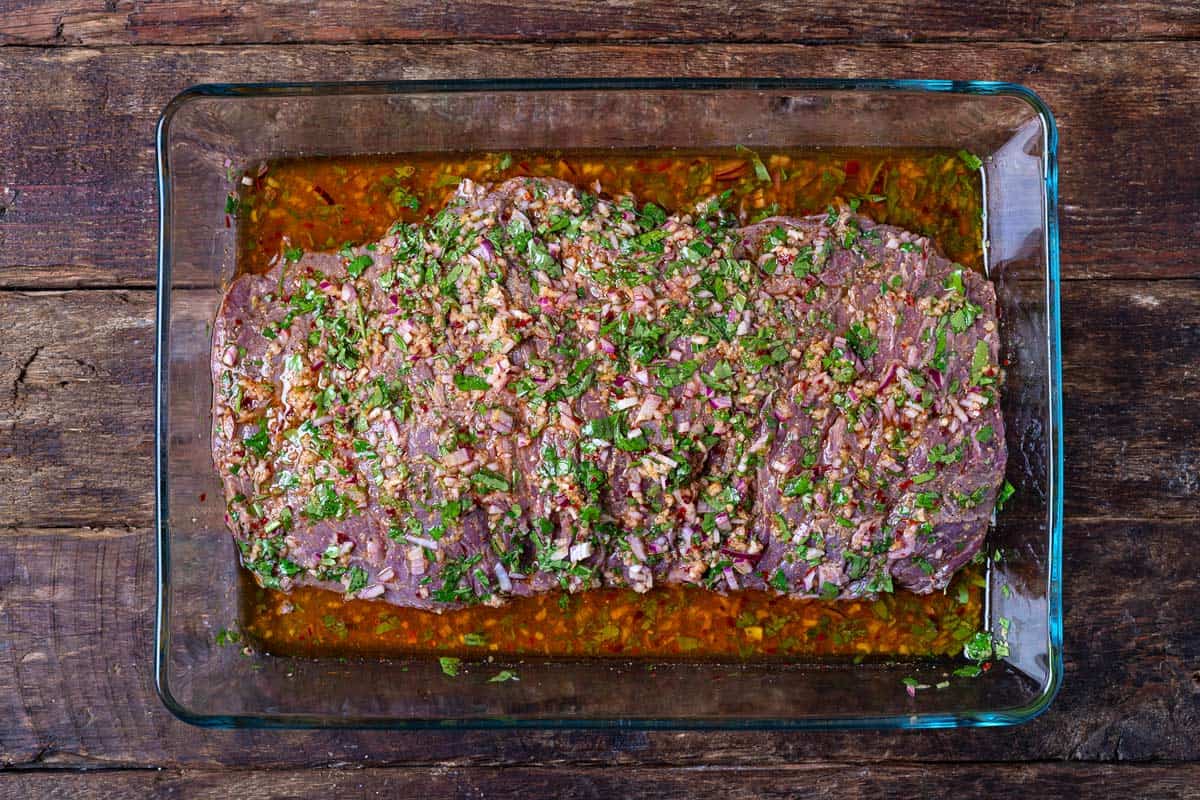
[845,160,860,176]
[199,493,207,502]
[312,185,336,205]
[224,215,231,228]
[897,479,913,492]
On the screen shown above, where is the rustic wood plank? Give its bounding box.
[0,42,1197,288]
[0,506,1198,773]
[3,763,1200,799]
[4,279,1198,528]
[2,0,1198,46]
[0,291,154,529]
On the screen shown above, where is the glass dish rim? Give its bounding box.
[154,77,1063,731]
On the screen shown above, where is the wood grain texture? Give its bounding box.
[0,42,1198,288]
[4,280,1199,527]
[1,0,1197,46]
[0,291,153,529]
[0,517,1197,770]
[2,763,1200,799]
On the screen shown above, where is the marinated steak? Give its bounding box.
[211,177,1005,610]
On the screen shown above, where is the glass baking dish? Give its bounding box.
[155,78,1061,729]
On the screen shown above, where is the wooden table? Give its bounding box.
[1,2,1198,796]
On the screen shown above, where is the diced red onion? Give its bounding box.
[714,512,732,532]
[491,409,514,434]
[385,419,402,446]
[444,448,471,467]
[221,345,238,367]
[710,395,733,410]
[405,534,440,550]
[598,337,616,355]
[341,283,357,303]
[627,535,647,562]
[879,362,898,390]
[494,562,513,592]
[473,239,495,262]
[358,584,386,599]
[310,415,334,427]
[635,394,661,424]
[724,567,740,590]
[719,546,759,563]
[681,525,695,548]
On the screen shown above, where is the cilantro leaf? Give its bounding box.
[454,373,491,392]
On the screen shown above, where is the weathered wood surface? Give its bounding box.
[1,5,1199,792]
[0,42,1198,288]
[3,763,1200,800]
[1,0,1197,46]
[1,281,1199,769]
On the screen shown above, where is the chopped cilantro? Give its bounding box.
[963,631,993,661]
[736,144,771,183]
[471,468,511,493]
[453,373,491,392]
[912,469,938,485]
[346,254,373,278]
[346,566,368,594]
[957,149,984,170]
[769,569,790,592]
[243,427,270,458]
[995,480,1016,511]
[846,321,878,360]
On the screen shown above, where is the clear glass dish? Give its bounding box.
[155,78,1062,729]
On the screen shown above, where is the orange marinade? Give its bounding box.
[233,148,986,660]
